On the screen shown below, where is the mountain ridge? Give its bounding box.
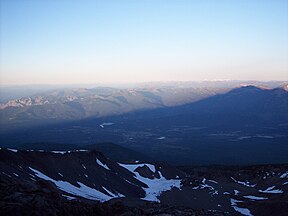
[1,85,287,133]
[1,148,287,215]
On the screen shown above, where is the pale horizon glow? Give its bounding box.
[1,0,288,85]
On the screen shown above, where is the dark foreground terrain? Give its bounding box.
[0,178,221,216]
[0,148,287,216]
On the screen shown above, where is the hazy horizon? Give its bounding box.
[1,0,288,85]
[1,79,287,88]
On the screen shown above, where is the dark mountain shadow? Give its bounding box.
[1,85,288,136]
[108,85,288,127]
[1,85,288,166]
[1,85,287,134]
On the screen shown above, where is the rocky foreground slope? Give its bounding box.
[0,148,287,215]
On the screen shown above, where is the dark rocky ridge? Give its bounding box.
[0,175,224,216]
[1,148,288,215]
[0,148,185,200]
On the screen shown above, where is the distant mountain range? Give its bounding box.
[0,81,287,132]
[1,82,288,166]
[0,86,226,131]
[155,85,288,125]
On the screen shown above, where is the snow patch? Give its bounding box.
[102,187,115,197]
[231,177,256,187]
[231,198,253,216]
[201,178,214,190]
[259,186,283,194]
[119,163,181,202]
[7,148,18,153]
[62,194,76,200]
[255,135,273,139]
[96,159,110,170]
[51,150,87,154]
[119,163,156,174]
[100,122,114,128]
[51,151,66,154]
[102,187,124,198]
[234,190,240,195]
[75,150,88,152]
[237,136,252,140]
[237,135,273,140]
[2,172,12,178]
[29,167,119,202]
[280,171,288,179]
[243,195,268,200]
[190,178,218,195]
[208,179,218,184]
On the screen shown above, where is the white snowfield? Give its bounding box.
[118,163,181,202]
[28,162,181,203]
[29,167,122,202]
[96,158,110,170]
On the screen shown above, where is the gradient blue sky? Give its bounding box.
[1,0,288,85]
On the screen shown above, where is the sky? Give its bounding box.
[1,0,288,85]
